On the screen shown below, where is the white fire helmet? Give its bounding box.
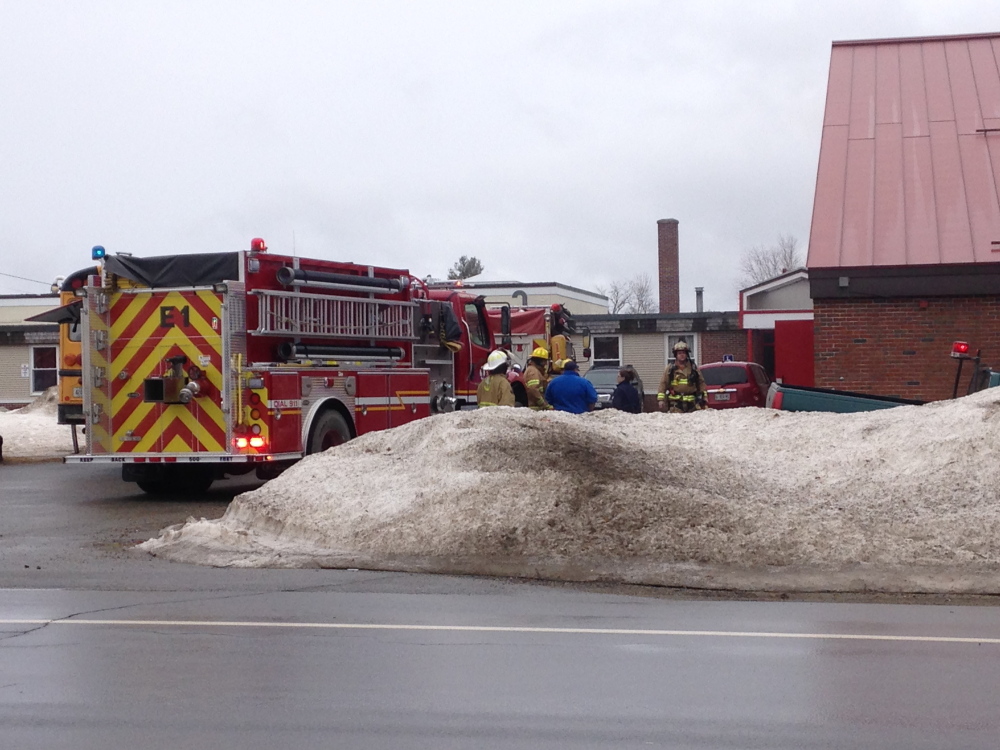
[485,350,509,372]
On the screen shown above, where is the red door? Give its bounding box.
[774,320,814,386]
[268,372,302,452]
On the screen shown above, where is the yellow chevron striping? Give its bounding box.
[163,434,190,453]
[108,292,226,450]
[129,405,226,453]
[111,334,224,418]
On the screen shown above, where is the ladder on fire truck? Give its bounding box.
[253,289,416,341]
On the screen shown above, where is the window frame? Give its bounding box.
[30,344,59,394]
[591,334,622,368]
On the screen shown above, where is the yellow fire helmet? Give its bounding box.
[530,346,549,359]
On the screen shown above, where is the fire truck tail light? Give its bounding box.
[249,437,265,448]
[251,424,262,434]
[250,408,261,420]
[235,437,249,449]
[951,341,970,358]
[249,389,263,401]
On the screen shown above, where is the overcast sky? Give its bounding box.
[0,1,991,310]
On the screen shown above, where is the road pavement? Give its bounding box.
[3,461,1000,749]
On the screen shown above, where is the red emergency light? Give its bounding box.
[250,237,268,253]
[951,341,971,358]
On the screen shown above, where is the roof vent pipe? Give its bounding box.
[695,287,704,313]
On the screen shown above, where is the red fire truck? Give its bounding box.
[66,239,509,493]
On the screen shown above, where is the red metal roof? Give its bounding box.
[807,33,1000,269]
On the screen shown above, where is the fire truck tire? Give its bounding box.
[134,465,214,495]
[174,465,215,493]
[308,410,352,454]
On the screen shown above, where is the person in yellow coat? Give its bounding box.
[477,350,516,407]
[657,341,707,413]
[523,347,551,409]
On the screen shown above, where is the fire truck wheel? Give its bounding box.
[135,465,214,495]
[173,465,215,493]
[308,410,352,454]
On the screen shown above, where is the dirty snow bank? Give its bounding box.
[0,388,75,459]
[141,390,1000,588]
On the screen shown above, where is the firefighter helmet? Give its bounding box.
[485,350,509,372]
[530,347,549,359]
[672,341,690,354]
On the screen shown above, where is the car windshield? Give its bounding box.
[585,369,620,387]
[702,366,749,386]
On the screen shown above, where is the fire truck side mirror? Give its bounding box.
[500,305,512,350]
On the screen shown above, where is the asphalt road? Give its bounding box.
[2,462,1000,749]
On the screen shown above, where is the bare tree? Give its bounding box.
[447,256,484,280]
[598,273,657,314]
[596,279,632,314]
[629,273,656,313]
[738,234,802,287]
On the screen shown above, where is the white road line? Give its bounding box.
[1,619,998,644]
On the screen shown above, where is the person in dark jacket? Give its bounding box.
[610,367,642,414]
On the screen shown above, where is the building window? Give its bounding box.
[31,345,58,394]
[592,335,621,368]
[665,334,698,365]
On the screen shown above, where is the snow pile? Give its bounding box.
[0,388,75,459]
[141,390,1000,585]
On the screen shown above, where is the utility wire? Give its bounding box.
[0,271,50,286]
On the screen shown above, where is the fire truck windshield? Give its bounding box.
[464,303,488,347]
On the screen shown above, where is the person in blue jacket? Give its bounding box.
[544,359,598,414]
[610,367,643,414]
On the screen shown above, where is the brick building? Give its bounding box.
[807,33,1000,401]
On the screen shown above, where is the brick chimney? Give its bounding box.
[657,218,679,313]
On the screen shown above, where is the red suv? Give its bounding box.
[699,361,771,409]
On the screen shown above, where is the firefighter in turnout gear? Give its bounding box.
[657,341,707,413]
[477,350,516,407]
[523,347,551,409]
